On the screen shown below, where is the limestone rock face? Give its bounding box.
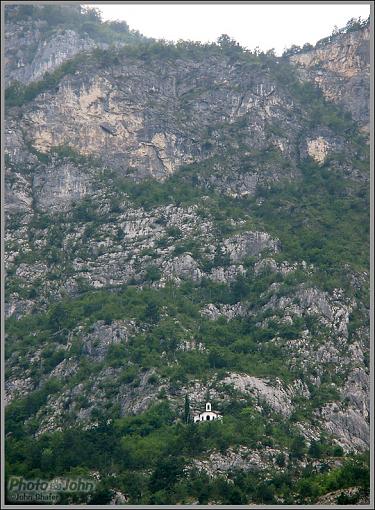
[4,4,141,87]
[316,487,370,506]
[33,162,92,212]
[221,373,296,417]
[317,403,369,452]
[11,61,306,182]
[191,446,284,477]
[223,232,279,263]
[6,28,99,86]
[161,254,203,283]
[264,286,354,338]
[82,320,135,361]
[3,7,370,496]
[290,26,370,129]
[4,173,33,214]
[306,137,330,165]
[200,302,249,321]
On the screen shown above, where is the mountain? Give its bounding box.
[4,4,149,87]
[287,18,370,131]
[4,5,370,505]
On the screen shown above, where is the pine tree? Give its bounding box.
[184,394,191,424]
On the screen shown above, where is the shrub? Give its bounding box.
[145,265,161,283]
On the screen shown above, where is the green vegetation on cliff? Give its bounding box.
[4,5,370,505]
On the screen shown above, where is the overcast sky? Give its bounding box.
[85,2,371,55]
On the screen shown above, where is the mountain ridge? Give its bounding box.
[4,4,370,506]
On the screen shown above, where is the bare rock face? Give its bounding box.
[344,365,369,401]
[300,128,345,166]
[209,264,245,284]
[161,254,203,283]
[290,26,370,129]
[205,172,259,198]
[306,137,330,165]
[5,376,35,405]
[6,28,99,86]
[5,15,46,86]
[200,302,249,321]
[32,366,165,435]
[317,403,369,452]
[223,232,279,263]
[110,491,129,505]
[4,173,33,213]
[264,286,354,338]
[220,370,369,453]
[4,296,36,319]
[316,487,370,505]
[33,162,92,212]
[221,373,299,417]
[4,4,131,88]
[117,369,165,416]
[191,446,284,477]
[254,257,309,276]
[82,320,135,361]
[8,52,310,183]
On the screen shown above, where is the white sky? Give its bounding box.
[84,2,371,55]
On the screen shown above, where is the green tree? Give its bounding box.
[143,302,160,323]
[145,265,161,283]
[149,455,185,492]
[298,479,319,501]
[275,452,286,467]
[217,34,241,55]
[290,435,306,460]
[256,483,275,503]
[308,439,322,459]
[184,394,191,424]
[48,302,73,332]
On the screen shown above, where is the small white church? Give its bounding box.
[193,402,222,423]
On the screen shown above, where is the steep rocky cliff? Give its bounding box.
[4,5,370,506]
[4,4,148,87]
[288,23,370,130]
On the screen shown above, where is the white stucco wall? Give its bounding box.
[193,411,222,422]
